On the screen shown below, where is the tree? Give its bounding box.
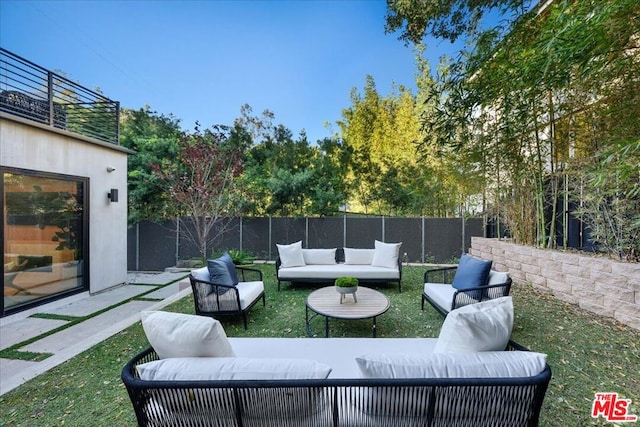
[120,106,183,223]
[153,124,246,261]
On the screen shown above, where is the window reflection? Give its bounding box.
[3,172,86,313]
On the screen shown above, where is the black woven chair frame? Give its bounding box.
[122,341,551,427]
[189,266,265,329]
[421,266,513,317]
[275,248,403,292]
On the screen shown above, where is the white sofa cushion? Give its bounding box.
[488,270,510,285]
[136,357,332,381]
[356,351,547,379]
[191,266,210,281]
[434,296,514,353]
[277,264,399,280]
[229,337,439,378]
[141,311,235,359]
[277,241,306,268]
[343,248,375,265]
[237,281,265,309]
[302,248,337,265]
[371,240,401,269]
[423,283,461,313]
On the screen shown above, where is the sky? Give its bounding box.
[0,0,455,143]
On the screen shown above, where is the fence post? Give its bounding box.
[175,218,180,267]
[239,217,243,252]
[421,216,425,264]
[382,216,385,241]
[135,222,140,271]
[47,72,54,126]
[343,215,347,247]
[268,216,272,261]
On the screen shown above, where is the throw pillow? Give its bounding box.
[276,241,306,268]
[434,296,514,353]
[302,248,337,265]
[355,351,547,379]
[343,248,375,265]
[452,254,493,299]
[140,311,235,359]
[207,252,239,286]
[371,240,401,269]
[136,357,333,381]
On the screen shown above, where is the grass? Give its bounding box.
[0,264,638,426]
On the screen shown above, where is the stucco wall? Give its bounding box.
[1,116,130,294]
[470,237,640,330]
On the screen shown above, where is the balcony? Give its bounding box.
[0,47,120,145]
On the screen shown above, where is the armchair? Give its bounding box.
[189,266,265,329]
[422,265,512,317]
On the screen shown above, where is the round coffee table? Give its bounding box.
[305,286,390,337]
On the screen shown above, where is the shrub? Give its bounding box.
[334,276,359,287]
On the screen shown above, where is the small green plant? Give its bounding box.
[334,276,358,288]
[211,249,256,265]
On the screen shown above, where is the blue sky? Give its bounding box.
[1,0,454,143]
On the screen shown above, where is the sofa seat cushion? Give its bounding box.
[237,281,265,309]
[423,283,463,313]
[278,264,399,281]
[229,337,438,378]
[356,351,547,379]
[136,357,333,381]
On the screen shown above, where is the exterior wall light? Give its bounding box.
[107,189,119,202]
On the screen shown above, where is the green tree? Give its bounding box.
[153,124,246,261]
[120,106,183,223]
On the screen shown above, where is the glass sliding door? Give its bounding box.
[2,169,88,315]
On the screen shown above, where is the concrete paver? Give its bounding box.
[0,317,69,350]
[127,271,188,285]
[21,300,157,354]
[47,284,157,317]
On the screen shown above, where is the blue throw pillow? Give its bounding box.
[452,254,493,299]
[206,253,239,294]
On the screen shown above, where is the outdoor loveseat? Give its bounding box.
[275,241,403,291]
[122,298,551,427]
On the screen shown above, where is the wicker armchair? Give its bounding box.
[189,266,265,329]
[422,265,512,317]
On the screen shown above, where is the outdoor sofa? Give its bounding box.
[122,297,551,427]
[275,241,403,291]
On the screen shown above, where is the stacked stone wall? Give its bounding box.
[470,237,640,330]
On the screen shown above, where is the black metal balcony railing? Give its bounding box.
[0,47,120,145]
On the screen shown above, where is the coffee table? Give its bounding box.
[305,286,390,337]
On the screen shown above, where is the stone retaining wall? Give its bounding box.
[470,237,640,331]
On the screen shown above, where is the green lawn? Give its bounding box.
[0,264,638,426]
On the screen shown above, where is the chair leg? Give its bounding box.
[421,294,425,310]
[243,313,248,330]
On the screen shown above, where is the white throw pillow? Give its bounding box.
[343,248,375,265]
[355,351,547,379]
[434,296,514,353]
[276,241,306,268]
[371,240,401,269]
[136,357,333,381]
[141,311,235,359]
[302,248,337,265]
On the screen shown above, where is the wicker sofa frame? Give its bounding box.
[122,341,551,427]
[276,248,403,292]
[189,266,265,329]
[422,265,513,317]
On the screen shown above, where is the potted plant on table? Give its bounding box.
[335,276,359,303]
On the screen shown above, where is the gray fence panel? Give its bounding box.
[271,218,306,250]
[385,217,422,263]
[138,220,176,271]
[424,218,463,263]
[346,217,383,248]
[127,225,137,271]
[241,217,271,260]
[308,217,344,249]
[464,218,483,254]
